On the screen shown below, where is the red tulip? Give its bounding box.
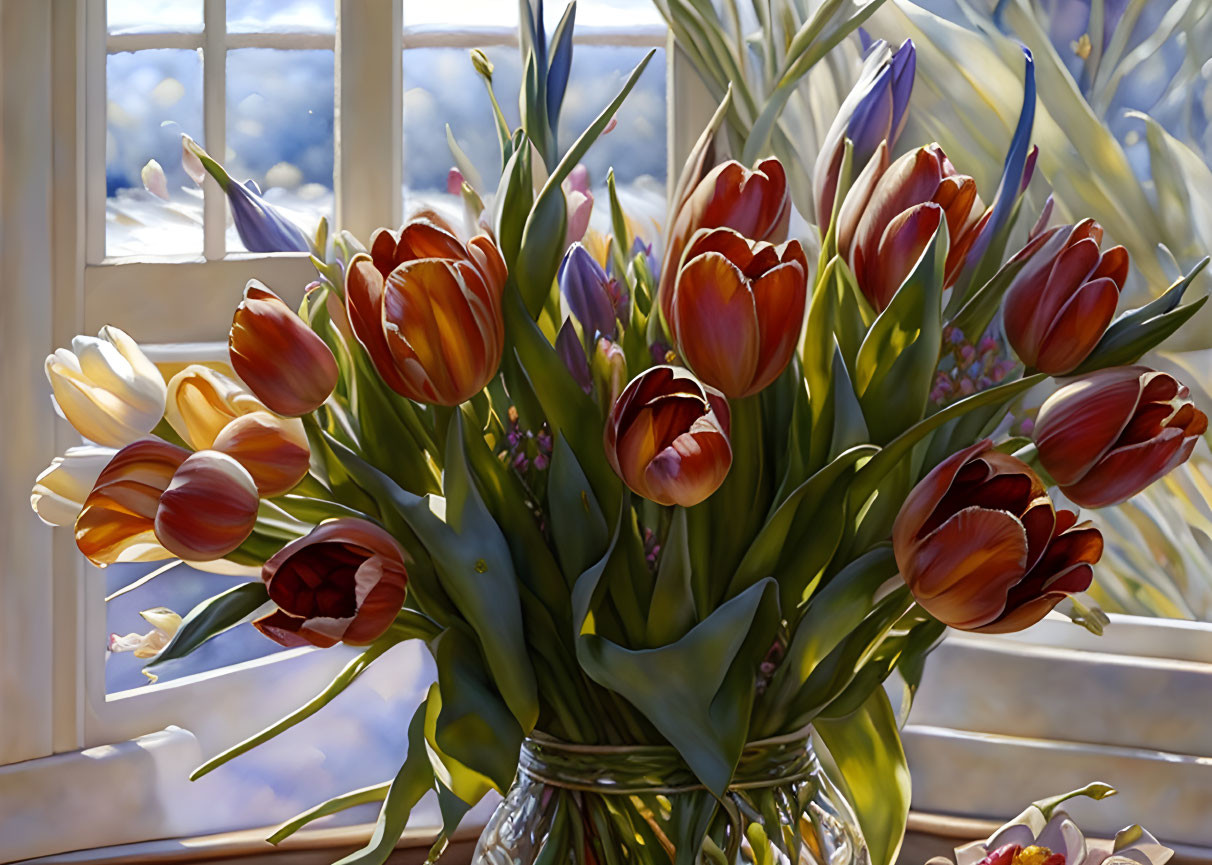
[1034,366,1208,507]
[893,440,1102,633]
[229,280,339,416]
[604,366,732,507]
[667,228,809,398]
[75,440,190,565]
[211,410,310,497]
[155,450,260,561]
[1002,220,1128,374]
[840,142,985,312]
[346,219,507,406]
[659,158,790,332]
[253,518,409,648]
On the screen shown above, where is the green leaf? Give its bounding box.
[1074,258,1210,373]
[648,507,696,645]
[191,638,398,779]
[445,123,486,193]
[854,219,949,443]
[548,433,610,585]
[573,507,781,795]
[947,250,1033,341]
[145,581,268,671]
[428,628,525,795]
[333,701,436,865]
[815,687,911,865]
[267,782,390,845]
[493,131,536,269]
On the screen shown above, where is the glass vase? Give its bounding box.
[472,728,867,865]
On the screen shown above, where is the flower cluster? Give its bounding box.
[931,326,1019,406]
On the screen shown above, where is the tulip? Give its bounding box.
[154,450,260,561]
[659,158,790,330]
[813,39,915,225]
[30,446,117,527]
[346,219,507,405]
[564,164,594,248]
[181,135,309,253]
[75,440,190,566]
[46,326,167,448]
[893,439,1103,633]
[229,280,338,416]
[840,143,985,312]
[211,411,311,497]
[1002,220,1128,374]
[253,518,409,648]
[164,364,271,449]
[604,366,732,507]
[1034,367,1208,508]
[667,228,809,398]
[591,337,627,413]
[559,243,623,340]
[109,607,181,659]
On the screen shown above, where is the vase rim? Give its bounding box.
[523,723,814,754]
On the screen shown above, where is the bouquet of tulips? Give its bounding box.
[31,3,1210,863]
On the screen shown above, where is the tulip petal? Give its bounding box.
[253,608,340,649]
[396,219,468,263]
[866,202,944,310]
[893,439,993,554]
[909,506,1029,629]
[155,450,260,561]
[1035,367,1147,485]
[1033,276,1120,374]
[347,254,415,396]
[642,422,733,507]
[1061,427,1189,507]
[212,411,310,497]
[749,258,808,395]
[671,252,761,398]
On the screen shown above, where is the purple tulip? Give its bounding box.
[813,39,915,226]
[555,318,592,394]
[181,135,309,254]
[558,243,619,340]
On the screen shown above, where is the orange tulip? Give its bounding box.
[154,450,260,561]
[1034,367,1208,508]
[658,158,790,332]
[1002,220,1128,374]
[840,142,985,312]
[75,440,189,566]
[253,518,409,648]
[229,280,338,416]
[211,410,310,497]
[346,219,507,405]
[893,439,1102,633]
[604,366,732,507]
[667,227,809,398]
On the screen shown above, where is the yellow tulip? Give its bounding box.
[164,364,270,449]
[45,326,167,447]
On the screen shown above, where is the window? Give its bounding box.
[1,0,672,858]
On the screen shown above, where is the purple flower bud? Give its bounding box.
[533,453,550,471]
[960,345,976,362]
[559,243,618,340]
[555,318,592,394]
[812,39,915,223]
[948,327,966,345]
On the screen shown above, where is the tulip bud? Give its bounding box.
[893,439,1102,633]
[470,48,494,81]
[604,366,732,507]
[75,440,190,566]
[563,164,594,247]
[211,411,310,497]
[813,39,915,225]
[591,337,627,413]
[30,446,118,527]
[346,219,507,405]
[1002,220,1128,374]
[253,518,409,648]
[1034,366,1208,508]
[229,280,338,416]
[165,364,265,450]
[155,450,260,561]
[840,143,984,312]
[659,158,790,330]
[668,228,809,398]
[46,326,167,448]
[559,243,621,340]
[555,318,592,394]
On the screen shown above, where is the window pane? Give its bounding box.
[403,46,522,210]
[226,49,334,253]
[227,0,336,34]
[544,0,666,28]
[403,0,518,29]
[106,49,205,257]
[108,0,203,34]
[104,563,285,694]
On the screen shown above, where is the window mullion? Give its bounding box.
[336,0,403,240]
[203,0,227,261]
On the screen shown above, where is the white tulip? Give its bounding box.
[46,326,167,447]
[30,445,117,526]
